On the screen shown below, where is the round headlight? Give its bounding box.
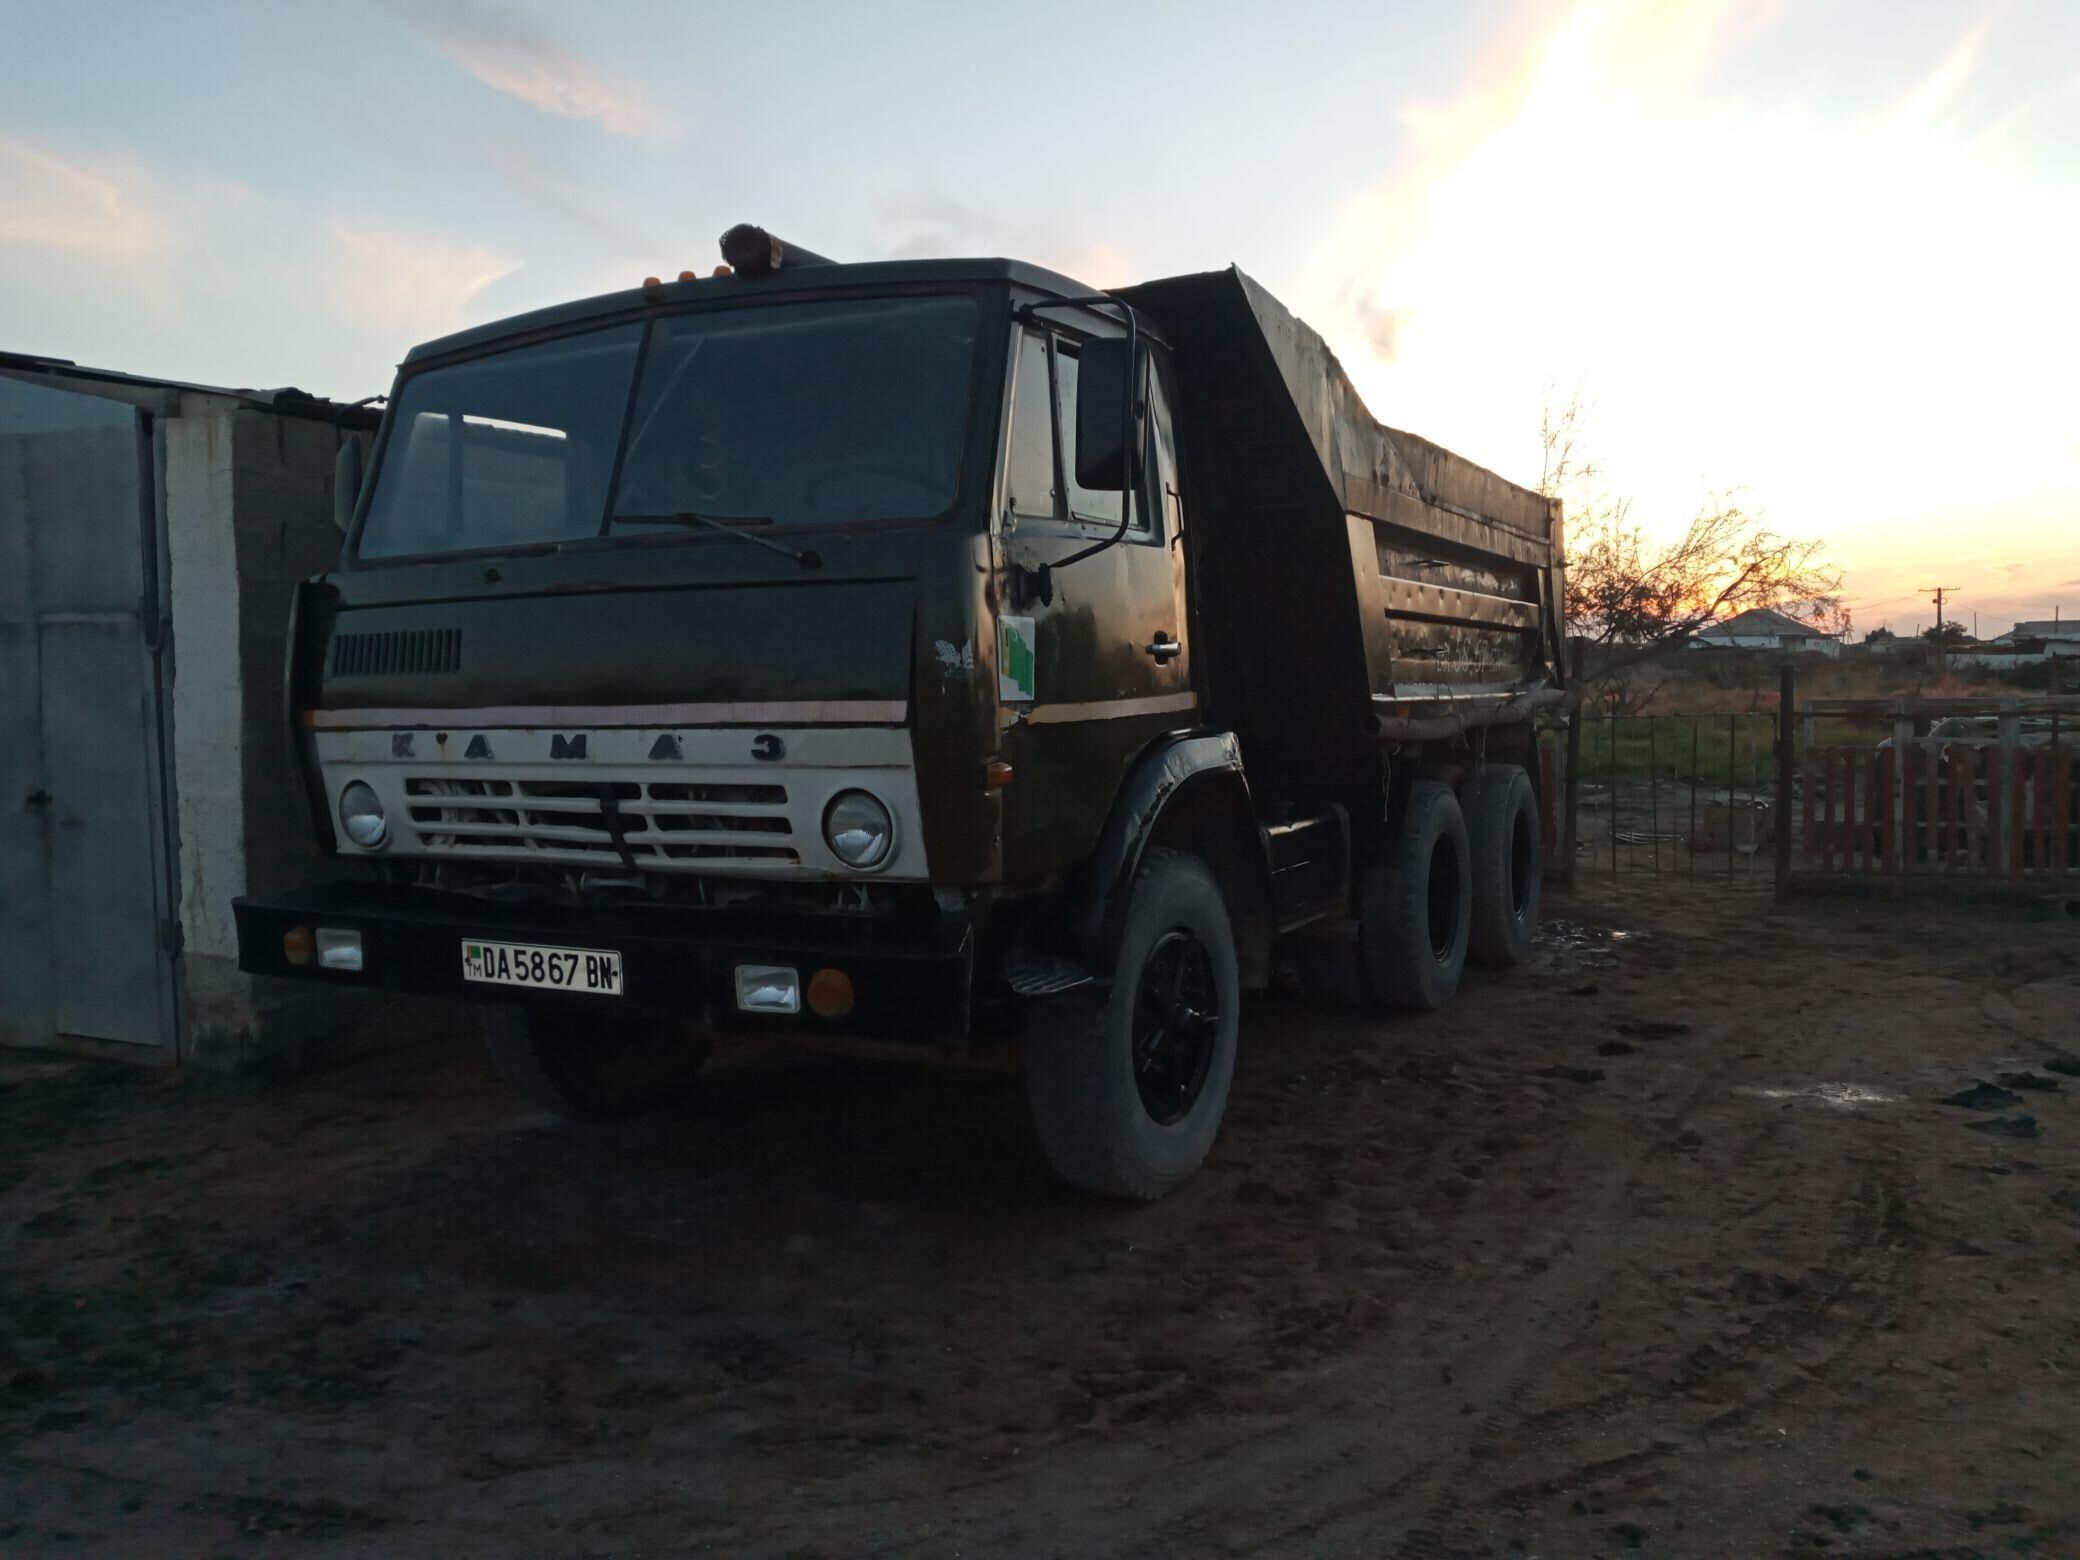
[338,780,388,850]
[823,790,893,870]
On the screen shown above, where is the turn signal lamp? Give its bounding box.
[983,759,1015,790]
[283,926,315,966]
[806,968,855,1019]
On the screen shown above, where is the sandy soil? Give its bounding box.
[4,878,2079,1559]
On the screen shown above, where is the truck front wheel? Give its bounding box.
[1360,779,1472,1011]
[484,1005,710,1120]
[1467,764,1541,966]
[1025,848,1241,1200]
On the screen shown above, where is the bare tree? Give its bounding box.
[1541,392,1843,660]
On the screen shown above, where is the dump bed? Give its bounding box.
[1117,268,1565,789]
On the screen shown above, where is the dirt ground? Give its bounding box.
[4,878,2079,1559]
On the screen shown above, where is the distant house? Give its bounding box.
[1990,619,2080,659]
[1994,619,2070,644]
[1688,607,1843,658]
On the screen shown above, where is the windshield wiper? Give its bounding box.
[615,512,821,570]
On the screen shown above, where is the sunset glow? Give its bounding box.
[4,0,2073,634]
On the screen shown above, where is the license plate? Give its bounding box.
[462,939,623,996]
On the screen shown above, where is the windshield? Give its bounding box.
[355,293,979,561]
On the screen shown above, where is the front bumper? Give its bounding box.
[233,881,973,1044]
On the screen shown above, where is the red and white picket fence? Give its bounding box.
[1799,738,2077,880]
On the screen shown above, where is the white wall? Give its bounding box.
[164,408,253,1047]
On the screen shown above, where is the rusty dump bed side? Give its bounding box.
[1116,268,1565,789]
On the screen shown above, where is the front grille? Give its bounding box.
[330,628,462,679]
[403,776,799,868]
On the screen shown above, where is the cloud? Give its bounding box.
[381,0,660,138]
[323,219,522,340]
[0,136,179,258]
[1297,0,2080,610]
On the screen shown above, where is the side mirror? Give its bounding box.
[333,438,363,534]
[1073,337,1142,493]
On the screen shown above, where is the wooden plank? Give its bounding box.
[1878,749,1897,872]
[2013,749,2029,876]
[2033,747,2049,876]
[1984,746,2003,872]
[1837,748,1853,870]
[1871,752,1888,873]
[1934,749,1950,870]
[1856,749,1870,870]
[2058,743,2073,879]
[1801,740,1818,866]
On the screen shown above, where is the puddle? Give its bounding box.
[1734,1083,1900,1111]
[1535,919,1641,971]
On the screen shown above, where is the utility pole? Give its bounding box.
[1923,585,1959,671]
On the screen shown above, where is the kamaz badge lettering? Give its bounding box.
[550,734,588,760]
[751,733,785,762]
[999,615,1037,703]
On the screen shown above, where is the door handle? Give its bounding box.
[1144,632,1182,664]
[23,789,50,809]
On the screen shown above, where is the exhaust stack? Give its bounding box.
[719,224,836,278]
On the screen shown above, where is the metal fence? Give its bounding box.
[1536,676,2080,892]
[1540,712,1782,882]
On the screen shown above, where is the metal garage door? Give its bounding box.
[0,377,177,1053]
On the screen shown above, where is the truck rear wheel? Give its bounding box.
[1467,764,1541,967]
[484,1005,710,1120]
[1025,848,1241,1201]
[1360,780,1472,1012]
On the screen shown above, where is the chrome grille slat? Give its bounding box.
[402,774,802,869]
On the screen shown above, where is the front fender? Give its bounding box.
[1068,730,1261,962]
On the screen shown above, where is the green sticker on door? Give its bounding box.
[999,615,1036,703]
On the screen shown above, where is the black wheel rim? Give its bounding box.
[1132,928,1220,1125]
[1427,834,1462,962]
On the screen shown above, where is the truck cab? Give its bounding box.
[236,228,1564,1199]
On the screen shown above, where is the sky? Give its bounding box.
[3,0,2076,637]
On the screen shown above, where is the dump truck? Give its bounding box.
[234,226,1567,1199]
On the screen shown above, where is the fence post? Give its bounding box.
[1775,662,1796,897]
[1562,637,1584,885]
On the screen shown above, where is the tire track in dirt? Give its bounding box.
[1479,1169,1915,1524]
[1105,1061,1743,1559]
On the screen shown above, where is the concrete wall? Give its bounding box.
[165,409,248,1054]
[166,403,369,1067]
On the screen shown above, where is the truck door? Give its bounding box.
[995,320,1193,878]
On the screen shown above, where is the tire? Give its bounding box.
[1359,779,1472,1012]
[1467,764,1542,968]
[484,1004,710,1120]
[1025,848,1241,1201]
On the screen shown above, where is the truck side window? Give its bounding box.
[1004,328,1057,525]
[1053,342,1144,532]
[1147,363,1181,540]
